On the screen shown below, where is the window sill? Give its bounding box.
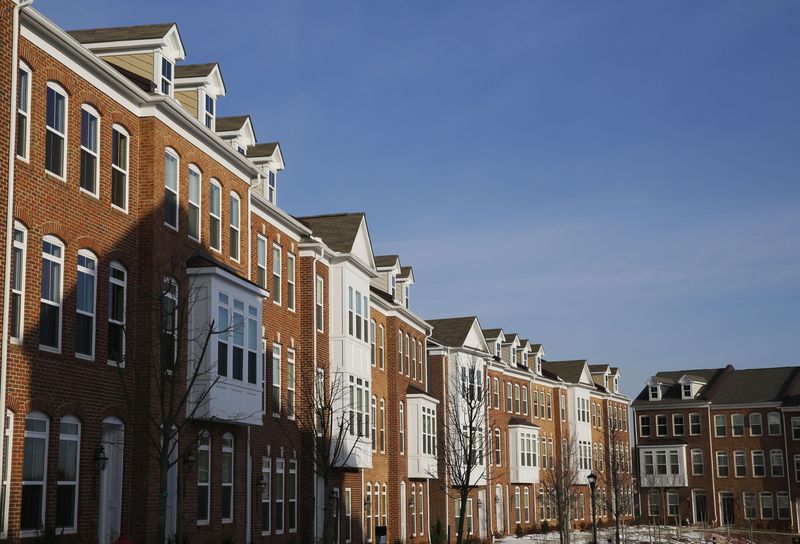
[55,528,76,535]
[79,187,100,201]
[108,359,126,369]
[45,171,66,183]
[197,521,209,526]
[39,345,61,354]
[75,353,94,362]
[222,519,233,525]
[16,154,29,164]
[164,222,179,232]
[10,337,22,346]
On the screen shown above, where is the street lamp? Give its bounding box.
[94,445,109,472]
[587,472,598,544]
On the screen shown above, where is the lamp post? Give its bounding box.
[588,472,598,544]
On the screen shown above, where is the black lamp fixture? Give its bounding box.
[94,445,109,472]
[257,475,267,495]
[328,490,339,512]
[587,472,598,544]
[183,450,197,473]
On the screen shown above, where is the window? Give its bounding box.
[749,413,762,436]
[422,406,436,456]
[506,382,512,412]
[21,412,48,533]
[522,386,528,415]
[524,487,531,523]
[103,262,127,365]
[714,414,726,437]
[260,457,270,533]
[514,487,521,524]
[221,434,233,522]
[111,126,129,210]
[398,331,403,374]
[217,293,230,377]
[287,349,295,418]
[656,414,667,436]
[160,278,178,372]
[399,402,405,454]
[160,56,173,96]
[743,492,756,520]
[689,412,701,435]
[371,396,377,452]
[383,484,388,528]
[267,170,277,204]
[45,83,67,178]
[198,432,210,524]
[648,492,660,517]
[648,384,660,400]
[770,449,784,477]
[691,449,704,475]
[520,431,537,467]
[286,254,295,310]
[716,451,729,477]
[792,417,800,440]
[288,459,297,531]
[768,412,781,435]
[640,415,651,437]
[75,250,97,359]
[667,490,679,517]
[673,413,684,435]
[777,492,790,520]
[55,416,79,531]
[187,165,201,241]
[752,450,766,477]
[80,105,99,195]
[209,181,221,251]
[229,193,241,260]
[1,412,13,538]
[734,450,747,477]
[204,94,215,129]
[344,488,352,542]
[40,236,64,351]
[417,484,423,535]
[316,276,325,332]
[760,492,774,519]
[272,344,281,416]
[731,414,744,437]
[378,326,384,369]
[17,65,31,159]
[369,321,377,366]
[348,376,370,438]
[275,458,284,533]
[405,334,410,375]
[379,398,386,453]
[272,245,281,304]
[256,236,267,288]
[493,379,500,409]
[514,384,521,413]
[10,223,26,342]
[682,383,692,398]
[643,451,654,475]
[411,339,416,380]
[164,149,179,228]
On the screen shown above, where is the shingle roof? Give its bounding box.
[175,63,217,78]
[247,142,278,158]
[399,266,413,278]
[632,367,725,405]
[504,333,519,343]
[508,417,539,428]
[542,360,587,384]
[427,317,477,348]
[589,364,610,373]
[530,343,543,352]
[709,367,800,405]
[295,213,365,254]
[68,23,175,44]
[374,255,399,268]
[482,329,503,340]
[215,115,249,132]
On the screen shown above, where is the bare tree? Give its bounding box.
[600,424,636,544]
[277,364,369,543]
[541,432,581,544]
[435,353,490,544]
[112,264,244,544]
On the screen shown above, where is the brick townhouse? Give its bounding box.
[633,364,800,533]
[0,2,639,543]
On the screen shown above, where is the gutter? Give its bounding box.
[0,0,34,515]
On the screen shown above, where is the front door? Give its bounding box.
[693,490,708,525]
[98,419,124,544]
[720,492,735,526]
[478,490,486,538]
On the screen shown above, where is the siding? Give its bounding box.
[176,89,198,118]
[102,52,154,81]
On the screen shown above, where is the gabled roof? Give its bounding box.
[589,364,610,374]
[542,360,588,384]
[68,22,175,43]
[296,213,367,254]
[215,115,250,132]
[175,63,217,78]
[482,329,503,341]
[504,333,519,344]
[710,367,800,405]
[374,255,400,268]
[247,142,278,158]
[530,343,543,353]
[399,266,413,279]
[427,317,479,348]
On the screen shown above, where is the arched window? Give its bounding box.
[79,104,100,195]
[10,221,27,342]
[187,164,202,241]
[0,410,13,538]
[21,411,49,533]
[379,398,385,453]
[221,433,233,522]
[209,179,222,251]
[111,124,129,211]
[197,431,210,524]
[75,249,97,359]
[56,415,81,531]
[366,482,373,540]
[45,82,68,178]
[108,262,127,365]
[40,235,64,351]
[371,396,377,452]
[163,148,179,229]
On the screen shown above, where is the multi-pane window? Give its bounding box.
[160,57,173,96]
[731,414,744,437]
[524,487,531,523]
[260,457,270,534]
[221,434,233,522]
[348,376,370,437]
[494,429,502,466]
[267,170,277,204]
[197,432,210,523]
[209,181,221,251]
[493,379,500,410]
[231,299,245,381]
[75,251,97,358]
[418,340,424,382]
[777,492,791,519]
[768,412,781,435]
[771,449,784,477]
[10,223,26,342]
[506,382,512,412]
[752,450,766,477]
[640,415,651,437]
[229,193,240,260]
[55,417,79,531]
[111,126,129,210]
[288,459,297,531]
[398,330,403,374]
[792,417,800,440]
[247,307,258,385]
[80,105,99,194]
[164,149,179,228]
[344,488,352,542]
[17,65,31,158]
[40,237,64,350]
[689,412,701,435]
[160,278,178,372]
[399,402,405,454]
[520,432,537,467]
[714,414,726,437]
[405,334,410,375]
[691,449,704,475]
[760,492,774,519]
[522,387,529,415]
[188,166,201,241]
[286,254,295,310]
[275,458,284,533]
[316,276,324,331]
[370,396,377,452]
[422,406,436,456]
[673,414,685,435]
[379,398,386,453]
[656,414,668,436]
[21,413,48,533]
[217,293,230,377]
[272,344,281,416]
[716,451,729,477]
[204,94,215,129]
[750,413,763,436]
[347,287,368,341]
[272,246,281,304]
[257,236,267,288]
[107,263,127,365]
[45,83,67,178]
[734,450,747,477]
[287,349,295,419]
[743,492,756,520]
[378,326,384,369]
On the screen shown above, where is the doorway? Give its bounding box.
[495,485,504,534]
[98,418,124,544]
[692,489,708,525]
[720,492,735,526]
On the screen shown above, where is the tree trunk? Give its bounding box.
[157,455,168,544]
[456,494,468,544]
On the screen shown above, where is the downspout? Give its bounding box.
[246,173,263,282]
[781,410,794,532]
[0,0,34,508]
[246,426,252,543]
[706,406,718,526]
[311,246,320,540]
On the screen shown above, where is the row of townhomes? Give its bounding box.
[18,2,800,544]
[633,365,800,532]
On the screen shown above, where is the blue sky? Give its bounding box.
[37,1,800,396]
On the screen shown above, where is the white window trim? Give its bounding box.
[158,53,174,98]
[20,412,49,538]
[734,449,747,478]
[399,401,405,455]
[79,103,100,198]
[45,81,68,181]
[197,432,210,525]
[749,412,763,437]
[0,411,13,539]
[209,179,222,252]
[639,414,651,437]
[288,458,298,532]
[752,450,766,478]
[229,192,241,262]
[714,414,727,437]
[286,253,296,311]
[187,164,202,242]
[164,147,180,230]
[10,222,27,344]
[75,249,98,360]
[272,343,281,418]
[260,456,271,534]
[672,413,684,436]
[221,433,234,523]
[287,348,296,420]
[378,325,385,369]
[768,412,782,436]
[110,124,130,213]
[39,235,64,353]
[272,244,282,305]
[731,413,745,437]
[256,235,268,289]
[56,415,81,533]
[16,63,31,162]
[315,276,324,332]
[275,457,285,534]
[107,262,127,367]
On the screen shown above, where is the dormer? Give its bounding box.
[398,266,414,309]
[530,344,544,374]
[247,143,285,205]
[480,329,505,361]
[610,367,621,394]
[68,23,186,98]
[503,333,520,366]
[678,374,705,399]
[518,339,532,368]
[174,63,226,130]
[215,115,256,156]
[373,255,402,303]
[646,377,662,401]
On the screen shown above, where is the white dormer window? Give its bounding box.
[404,285,410,309]
[649,384,661,401]
[267,171,277,204]
[204,94,215,129]
[237,145,246,155]
[535,356,542,374]
[682,384,692,399]
[522,352,528,367]
[613,376,619,393]
[495,342,501,358]
[510,349,516,366]
[160,57,174,96]
[390,275,396,300]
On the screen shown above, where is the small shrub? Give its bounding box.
[541,520,551,534]
[515,523,524,538]
[430,518,447,544]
